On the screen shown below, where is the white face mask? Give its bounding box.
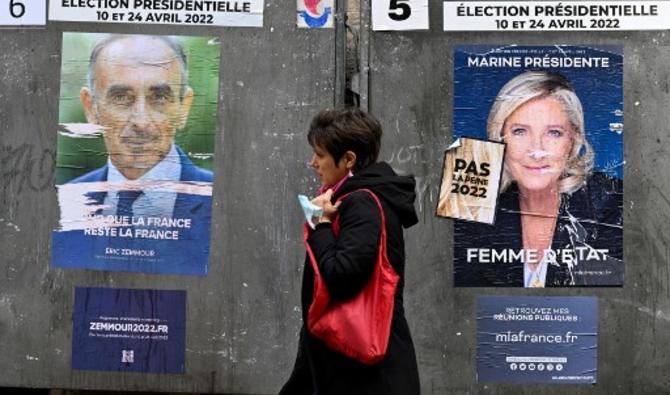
[298,194,324,229]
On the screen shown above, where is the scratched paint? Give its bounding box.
[0,144,55,196]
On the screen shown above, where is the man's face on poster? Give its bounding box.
[81,36,194,180]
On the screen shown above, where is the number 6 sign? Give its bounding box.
[0,0,46,26]
[372,0,429,30]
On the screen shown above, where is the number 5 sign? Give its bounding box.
[372,0,429,30]
[0,0,46,26]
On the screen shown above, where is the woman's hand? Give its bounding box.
[311,189,342,223]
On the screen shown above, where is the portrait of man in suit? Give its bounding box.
[74,34,212,218]
[52,33,219,276]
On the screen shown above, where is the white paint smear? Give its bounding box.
[609,123,623,134]
[0,218,20,232]
[189,152,215,160]
[56,181,212,231]
[58,123,108,138]
[528,150,551,159]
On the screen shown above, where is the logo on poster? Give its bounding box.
[299,0,332,27]
[122,350,134,363]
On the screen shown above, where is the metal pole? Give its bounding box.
[358,0,370,111]
[335,0,347,107]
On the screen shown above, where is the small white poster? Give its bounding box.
[297,0,334,28]
[372,0,429,31]
[50,0,264,27]
[0,0,46,26]
[444,1,670,31]
[436,138,506,225]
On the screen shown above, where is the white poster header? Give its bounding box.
[444,1,670,31]
[50,0,264,27]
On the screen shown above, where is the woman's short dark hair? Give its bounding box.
[307,108,382,172]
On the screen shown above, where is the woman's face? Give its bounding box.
[309,145,349,186]
[502,96,574,193]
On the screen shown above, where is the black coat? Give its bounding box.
[280,162,421,395]
[454,172,623,287]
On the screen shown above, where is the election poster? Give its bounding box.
[453,45,623,287]
[52,32,219,276]
[477,296,598,384]
[72,287,186,373]
[437,137,506,224]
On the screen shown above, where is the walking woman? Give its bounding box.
[280,108,421,394]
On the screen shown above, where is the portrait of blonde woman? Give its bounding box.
[454,71,623,287]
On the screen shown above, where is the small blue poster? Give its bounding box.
[477,296,597,384]
[72,287,186,373]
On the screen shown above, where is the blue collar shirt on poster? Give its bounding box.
[104,144,181,219]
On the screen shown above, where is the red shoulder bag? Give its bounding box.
[303,188,399,365]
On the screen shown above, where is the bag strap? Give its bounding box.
[332,189,386,250]
[304,188,388,275]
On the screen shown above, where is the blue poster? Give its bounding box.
[51,32,220,276]
[452,45,623,287]
[477,296,597,384]
[72,287,186,373]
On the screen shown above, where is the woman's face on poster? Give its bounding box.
[502,96,574,193]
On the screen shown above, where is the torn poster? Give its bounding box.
[452,45,623,287]
[297,0,333,28]
[51,32,219,276]
[437,137,505,224]
[477,296,597,384]
[72,287,186,373]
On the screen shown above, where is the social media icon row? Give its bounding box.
[509,363,563,371]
